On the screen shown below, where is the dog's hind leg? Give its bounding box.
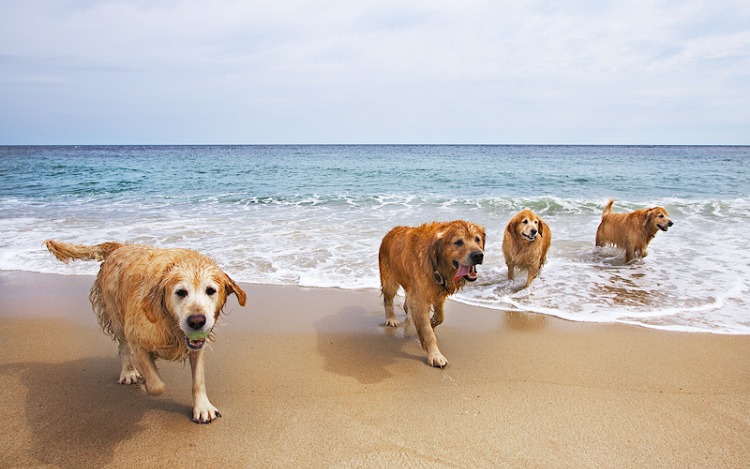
[135,348,166,395]
[381,275,400,327]
[117,341,142,385]
[624,248,634,264]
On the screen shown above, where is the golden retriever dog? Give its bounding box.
[502,209,551,288]
[595,199,674,263]
[45,239,247,423]
[379,220,485,368]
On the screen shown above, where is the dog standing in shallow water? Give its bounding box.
[379,220,485,368]
[595,199,673,263]
[45,239,247,423]
[502,209,551,288]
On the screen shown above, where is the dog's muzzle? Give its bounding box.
[658,220,674,232]
[184,314,210,350]
[185,336,207,350]
[452,251,484,282]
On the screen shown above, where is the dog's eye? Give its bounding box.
[454,239,464,247]
[206,287,217,296]
[658,214,664,218]
[175,289,188,298]
[522,220,528,224]
[475,236,481,243]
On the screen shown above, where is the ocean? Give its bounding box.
[1,145,748,334]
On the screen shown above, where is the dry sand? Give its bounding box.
[1,271,749,468]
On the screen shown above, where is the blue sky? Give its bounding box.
[1,0,749,145]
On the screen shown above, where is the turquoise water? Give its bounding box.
[1,145,749,333]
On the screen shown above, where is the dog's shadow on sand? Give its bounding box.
[1,357,187,468]
[313,305,424,385]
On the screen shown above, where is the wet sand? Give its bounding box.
[1,271,749,468]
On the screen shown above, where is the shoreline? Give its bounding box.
[1,271,749,467]
[5,268,747,335]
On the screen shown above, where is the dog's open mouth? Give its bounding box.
[185,336,207,350]
[522,232,537,242]
[452,261,478,282]
[658,224,670,232]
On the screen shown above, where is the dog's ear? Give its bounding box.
[508,212,523,239]
[476,224,487,248]
[430,230,447,271]
[644,208,656,228]
[223,273,247,307]
[538,219,545,237]
[506,215,518,236]
[142,280,166,324]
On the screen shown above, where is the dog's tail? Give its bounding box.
[45,239,124,263]
[602,199,614,216]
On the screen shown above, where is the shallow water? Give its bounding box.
[1,145,748,333]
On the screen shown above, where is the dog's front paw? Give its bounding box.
[385,318,400,327]
[119,369,142,385]
[427,352,448,368]
[193,402,221,424]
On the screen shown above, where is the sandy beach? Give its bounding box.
[1,271,748,468]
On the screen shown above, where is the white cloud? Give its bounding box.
[0,0,748,143]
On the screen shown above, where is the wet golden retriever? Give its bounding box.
[45,239,247,423]
[503,209,551,288]
[595,199,673,263]
[379,220,485,367]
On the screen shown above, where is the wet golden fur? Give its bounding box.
[45,239,247,423]
[595,199,673,263]
[502,209,551,288]
[379,220,485,367]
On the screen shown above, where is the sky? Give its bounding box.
[1,0,749,145]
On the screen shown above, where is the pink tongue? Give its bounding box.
[453,264,471,280]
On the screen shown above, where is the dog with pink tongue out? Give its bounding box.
[379,220,486,368]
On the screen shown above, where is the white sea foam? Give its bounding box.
[2,145,749,334]
[2,195,749,334]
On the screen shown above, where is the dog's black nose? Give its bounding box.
[470,251,484,265]
[530,229,538,236]
[187,314,207,330]
[668,221,674,227]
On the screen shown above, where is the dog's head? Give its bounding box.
[508,209,545,242]
[144,255,247,351]
[432,221,485,282]
[646,206,673,233]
